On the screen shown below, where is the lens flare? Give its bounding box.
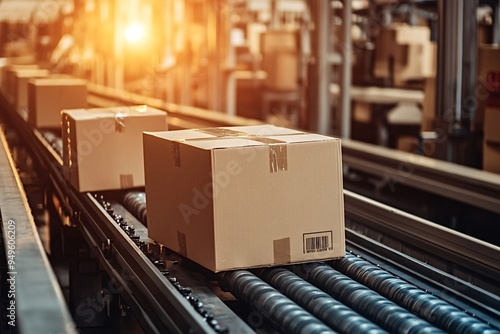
[124,23,145,43]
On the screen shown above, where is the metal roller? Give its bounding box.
[218,270,336,334]
[42,131,63,157]
[123,191,147,226]
[331,254,500,334]
[298,262,445,334]
[256,267,387,334]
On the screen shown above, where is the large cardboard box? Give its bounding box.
[62,105,168,192]
[144,125,345,272]
[13,69,50,118]
[28,77,88,128]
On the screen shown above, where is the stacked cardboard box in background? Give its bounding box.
[483,103,500,174]
[261,30,299,91]
[62,105,168,192]
[13,69,50,118]
[477,45,500,132]
[144,125,345,272]
[374,23,435,86]
[1,63,39,101]
[28,77,88,128]
[421,76,436,132]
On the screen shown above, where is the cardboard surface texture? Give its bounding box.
[28,77,88,128]
[374,24,434,85]
[477,44,500,129]
[484,106,500,144]
[483,142,500,174]
[144,125,345,272]
[62,105,168,192]
[13,69,50,116]
[422,77,436,131]
[2,64,39,101]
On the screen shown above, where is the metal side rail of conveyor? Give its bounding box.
[342,139,500,215]
[0,125,76,333]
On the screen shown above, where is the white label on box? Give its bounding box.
[303,231,333,253]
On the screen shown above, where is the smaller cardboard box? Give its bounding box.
[484,106,500,144]
[62,106,168,192]
[28,77,88,128]
[483,141,500,174]
[421,77,436,131]
[13,69,50,118]
[144,125,345,272]
[2,64,39,101]
[262,51,298,91]
[374,24,434,85]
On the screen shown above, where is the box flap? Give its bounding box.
[63,105,166,121]
[29,77,87,86]
[145,125,338,150]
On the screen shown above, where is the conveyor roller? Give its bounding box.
[331,253,500,334]
[218,270,336,333]
[256,267,387,334]
[298,262,445,333]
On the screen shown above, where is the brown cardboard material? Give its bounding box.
[484,106,500,144]
[483,142,500,174]
[421,77,436,131]
[477,45,500,130]
[13,69,50,117]
[374,24,434,85]
[144,125,345,272]
[2,64,39,101]
[62,105,168,192]
[28,77,88,128]
[262,51,298,91]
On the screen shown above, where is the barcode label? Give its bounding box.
[303,231,333,253]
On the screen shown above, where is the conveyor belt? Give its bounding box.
[2,89,500,333]
[118,189,500,333]
[0,126,76,333]
[253,267,387,333]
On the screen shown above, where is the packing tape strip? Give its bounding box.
[171,127,296,172]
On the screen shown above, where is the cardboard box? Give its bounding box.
[28,77,88,128]
[62,105,168,192]
[262,51,298,91]
[477,45,500,130]
[261,30,298,53]
[421,77,436,131]
[2,64,39,100]
[144,125,345,272]
[397,136,419,153]
[483,141,500,174]
[374,24,434,85]
[484,106,500,144]
[13,69,50,117]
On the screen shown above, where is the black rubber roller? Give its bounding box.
[218,270,336,333]
[256,267,387,334]
[297,262,445,334]
[123,192,147,226]
[331,254,500,334]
